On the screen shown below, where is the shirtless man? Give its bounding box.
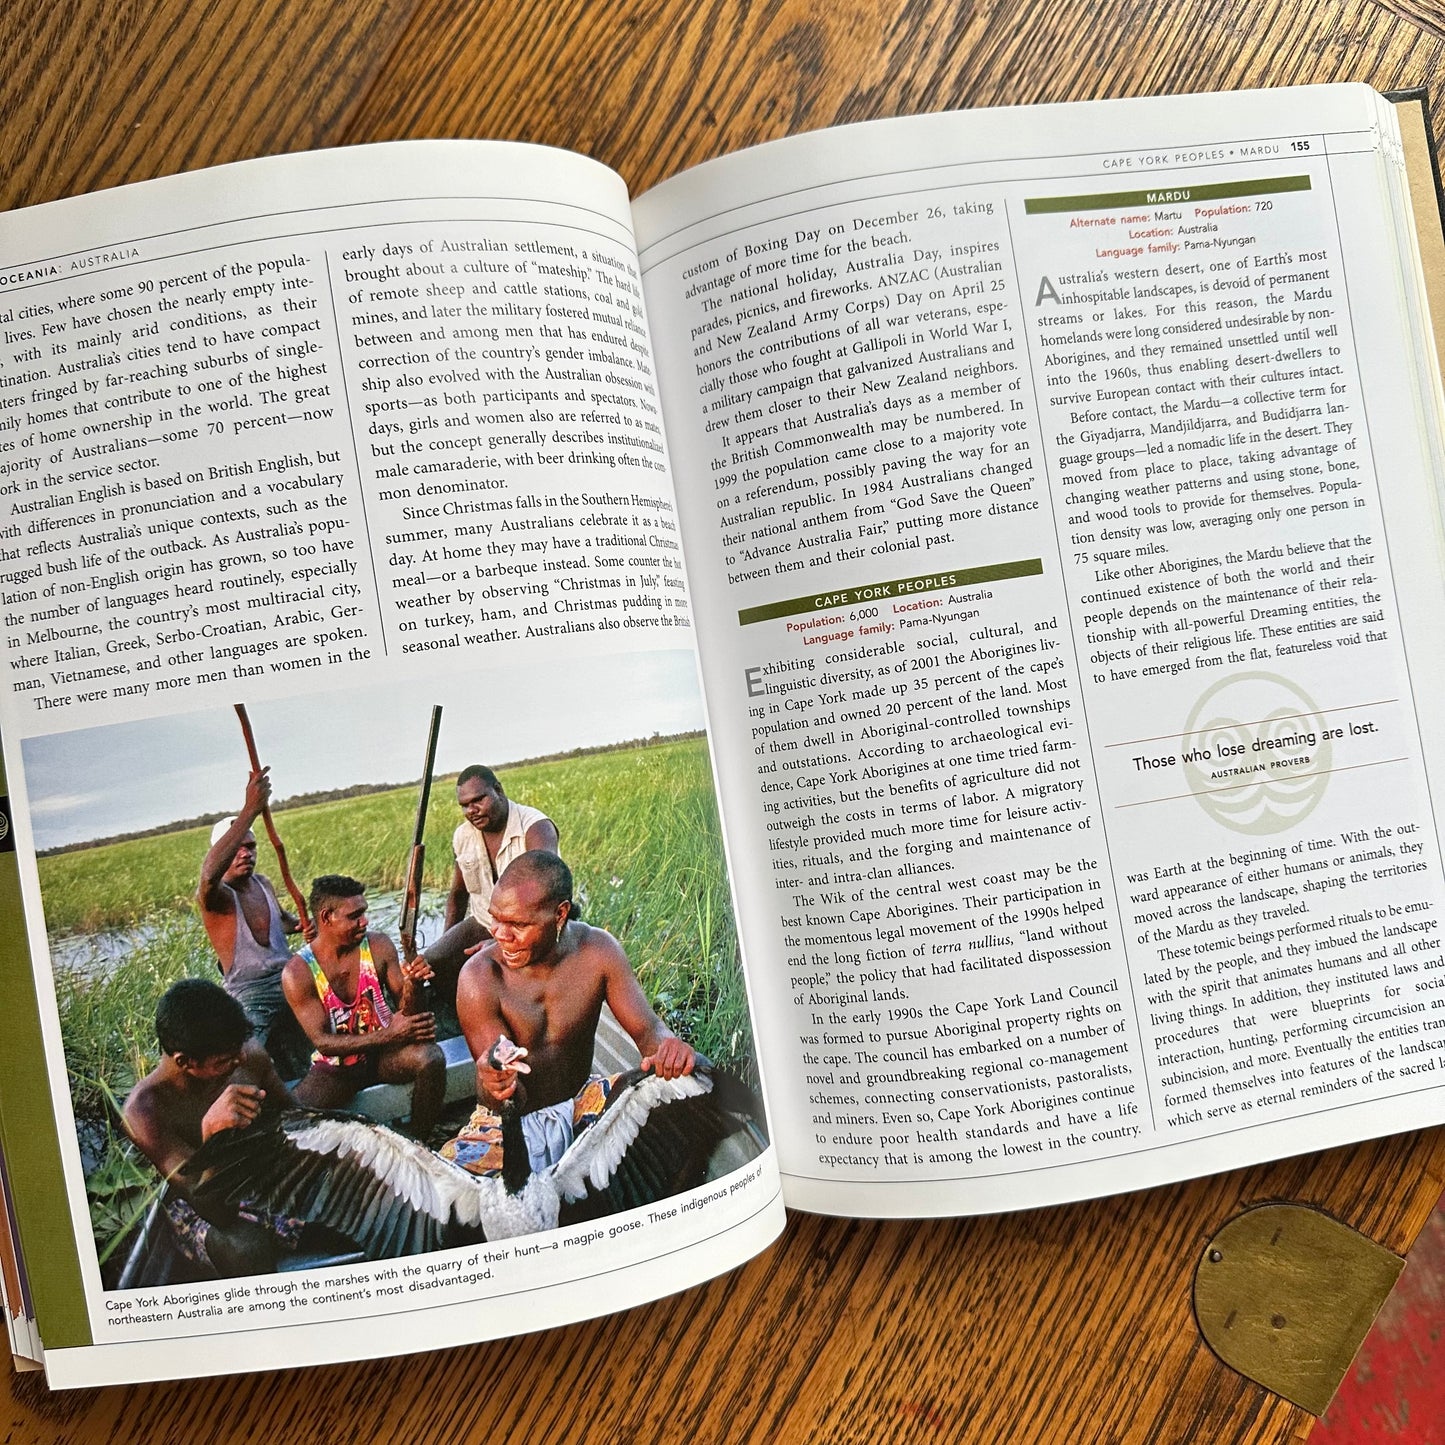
[281,874,446,1138]
[422,765,559,1003]
[122,978,300,1276]
[197,770,311,1077]
[446,851,693,1177]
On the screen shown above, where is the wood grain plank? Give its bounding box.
[339,0,1445,191]
[1370,0,1445,43]
[0,0,419,212]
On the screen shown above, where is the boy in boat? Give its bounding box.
[281,874,446,1139]
[122,977,303,1276]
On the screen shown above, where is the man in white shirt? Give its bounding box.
[444,765,559,931]
[424,765,559,1002]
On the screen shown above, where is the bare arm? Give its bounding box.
[198,771,270,909]
[121,1087,195,1183]
[123,1076,268,1186]
[372,931,433,1016]
[599,933,695,1079]
[456,957,519,1107]
[523,817,560,854]
[443,863,469,932]
[239,1038,297,1109]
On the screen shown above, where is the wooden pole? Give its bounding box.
[400,705,443,961]
[233,703,311,933]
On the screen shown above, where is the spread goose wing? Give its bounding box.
[181,1109,491,1258]
[551,1066,765,1224]
[180,1068,766,1257]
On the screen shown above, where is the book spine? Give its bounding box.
[0,744,91,1348]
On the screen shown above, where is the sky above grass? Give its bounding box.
[21,648,706,849]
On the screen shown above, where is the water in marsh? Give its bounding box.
[49,890,448,975]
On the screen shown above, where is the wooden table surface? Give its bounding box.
[5,1,1445,1440]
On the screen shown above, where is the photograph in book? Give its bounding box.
[21,651,766,1289]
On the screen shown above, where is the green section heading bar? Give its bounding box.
[0,745,91,1349]
[1024,174,1311,215]
[737,558,1042,626]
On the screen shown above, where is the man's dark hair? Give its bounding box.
[501,850,574,910]
[456,764,502,794]
[310,874,367,913]
[156,978,252,1060]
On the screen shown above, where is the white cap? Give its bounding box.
[209,816,238,846]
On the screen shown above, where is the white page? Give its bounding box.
[635,84,1445,1215]
[0,140,783,1386]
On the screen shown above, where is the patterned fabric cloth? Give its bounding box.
[440,1074,619,1178]
[163,1191,305,1270]
[299,937,391,1069]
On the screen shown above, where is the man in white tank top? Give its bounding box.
[197,769,311,1077]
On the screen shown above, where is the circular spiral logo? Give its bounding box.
[1180,671,1331,835]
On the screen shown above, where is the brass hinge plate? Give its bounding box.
[1193,1203,1404,1415]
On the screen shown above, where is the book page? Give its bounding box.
[635,85,1445,1215]
[0,142,782,1387]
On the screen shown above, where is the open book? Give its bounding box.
[3,82,1445,1389]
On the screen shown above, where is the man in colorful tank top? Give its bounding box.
[281,874,447,1138]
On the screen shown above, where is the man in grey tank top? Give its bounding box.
[198,769,312,1077]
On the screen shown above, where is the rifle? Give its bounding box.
[233,703,311,935]
[399,705,443,963]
